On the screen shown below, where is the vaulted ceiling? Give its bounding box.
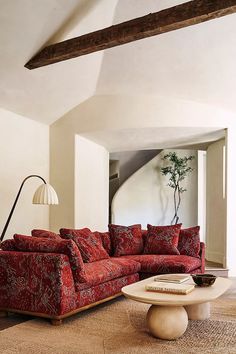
[0,0,118,123]
[0,0,236,125]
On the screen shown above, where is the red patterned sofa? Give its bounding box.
[0,224,205,325]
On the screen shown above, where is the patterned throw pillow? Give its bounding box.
[31,229,61,240]
[0,239,17,251]
[93,231,112,255]
[60,228,109,263]
[143,224,182,255]
[13,234,87,284]
[178,226,200,258]
[108,224,143,257]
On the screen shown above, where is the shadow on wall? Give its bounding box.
[109,149,161,222]
[111,149,198,228]
[46,0,102,45]
[155,163,169,225]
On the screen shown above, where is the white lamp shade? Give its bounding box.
[32,183,59,205]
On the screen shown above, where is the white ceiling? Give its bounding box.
[97,0,236,114]
[0,0,118,124]
[0,0,236,125]
[81,127,225,152]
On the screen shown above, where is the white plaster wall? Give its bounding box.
[197,151,207,243]
[206,139,226,265]
[112,150,198,229]
[226,130,236,274]
[50,95,236,275]
[0,108,49,239]
[75,135,109,231]
[50,122,75,231]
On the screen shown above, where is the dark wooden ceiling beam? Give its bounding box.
[25,0,236,69]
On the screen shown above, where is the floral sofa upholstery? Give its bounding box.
[0,224,205,325]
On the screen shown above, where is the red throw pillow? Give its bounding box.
[0,239,17,251]
[31,229,61,240]
[108,224,143,256]
[60,228,109,263]
[93,231,112,255]
[143,224,182,255]
[178,226,200,258]
[13,234,87,286]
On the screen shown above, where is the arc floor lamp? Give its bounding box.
[0,175,59,242]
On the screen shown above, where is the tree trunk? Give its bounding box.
[171,187,178,225]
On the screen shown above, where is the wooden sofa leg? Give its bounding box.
[0,311,8,318]
[51,319,62,326]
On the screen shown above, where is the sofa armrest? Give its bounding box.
[0,251,77,316]
[199,242,205,273]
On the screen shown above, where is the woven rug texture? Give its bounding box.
[1,294,236,354]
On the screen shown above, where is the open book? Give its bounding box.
[146,281,195,295]
[154,274,190,284]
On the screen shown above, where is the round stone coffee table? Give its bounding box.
[122,275,231,340]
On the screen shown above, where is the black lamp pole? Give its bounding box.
[0,175,46,242]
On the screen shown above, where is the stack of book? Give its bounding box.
[154,274,190,283]
[145,274,194,295]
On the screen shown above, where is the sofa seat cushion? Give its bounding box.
[76,274,139,309]
[119,254,201,274]
[77,257,141,290]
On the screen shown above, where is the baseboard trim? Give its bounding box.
[205,268,229,277]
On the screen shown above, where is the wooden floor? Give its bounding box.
[205,259,228,277]
[205,260,223,268]
[1,277,236,331]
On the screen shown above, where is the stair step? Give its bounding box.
[205,267,229,277]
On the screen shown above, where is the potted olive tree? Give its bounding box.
[161,152,195,225]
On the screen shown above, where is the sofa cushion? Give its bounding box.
[31,229,61,240]
[76,257,141,290]
[60,228,109,263]
[76,274,139,309]
[0,239,17,251]
[143,224,181,255]
[13,234,87,286]
[109,224,143,256]
[93,231,112,255]
[178,226,200,258]
[119,254,201,274]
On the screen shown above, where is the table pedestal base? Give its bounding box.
[185,302,210,320]
[146,302,210,340]
[146,305,188,340]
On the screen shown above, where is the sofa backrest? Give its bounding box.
[95,230,148,256]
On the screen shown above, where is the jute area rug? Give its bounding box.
[1,295,236,354]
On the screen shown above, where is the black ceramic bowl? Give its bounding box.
[191,274,217,287]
